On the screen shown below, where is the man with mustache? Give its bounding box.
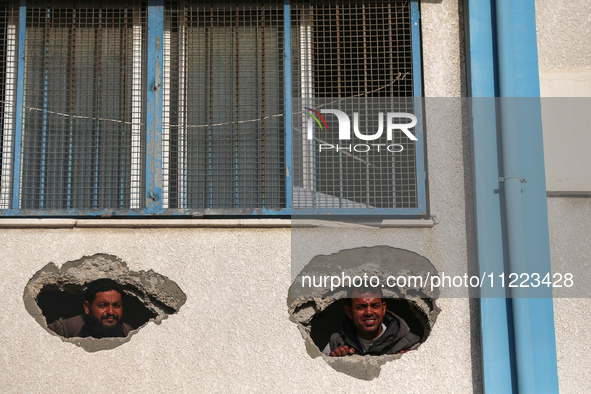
[322,286,420,356]
[48,278,132,339]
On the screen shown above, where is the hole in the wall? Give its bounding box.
[37,286,157,330]
[308,298,432,352]
[24,254,186,352]
[288,246,440,380]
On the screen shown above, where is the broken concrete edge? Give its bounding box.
[42,312,176,353]
[288,246,442,306]
[45,325,139,353]
[295,294,440,321]
[23,286,143,353]
[288,294,438,381]
[23,253,187,352]
[290,246,441,279]
[289,295,440,338]
[288,280,441,313]
[287,245,442,379]
[26,254,187,312]
[298,323,400,381]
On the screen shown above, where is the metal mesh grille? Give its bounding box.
[1,0,419,215]
[292,0,418,210]
[163,1,285,210]
[0,2,19,209]
[20,1,147,210]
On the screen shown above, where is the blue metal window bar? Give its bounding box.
[0,0,425,217]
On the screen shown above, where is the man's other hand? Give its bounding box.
[329,345,356,357]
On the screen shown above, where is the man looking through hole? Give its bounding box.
[48,278,132,339]
[322,287,420,357]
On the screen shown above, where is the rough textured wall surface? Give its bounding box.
[421,0,464,97]
[0,1,476,392]
[537,2,591,390]
[0,106,479,392]
[537,0,591,96]
[0,226,477,393]
[548,198,591,393]
[536,0,591,73]
[0,95,478,391]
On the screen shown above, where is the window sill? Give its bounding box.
[0,219,292,229]
[0,218,435,229]
[289,218,434,228]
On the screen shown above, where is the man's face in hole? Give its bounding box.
[83,290,123,337]
[345,290,386,340]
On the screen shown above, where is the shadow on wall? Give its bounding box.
[288,246,440,380]
[23,254,186,352]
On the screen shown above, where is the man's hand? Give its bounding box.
[329,345,356,357]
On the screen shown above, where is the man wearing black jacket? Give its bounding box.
[322,287,420,356]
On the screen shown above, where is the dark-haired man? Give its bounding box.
[322,287,420,357]
[48,278,133,339]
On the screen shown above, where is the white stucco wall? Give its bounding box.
[540,98,591,192]
[0,1,477,392]
[0,220,477,393]
[547,199,591,393]
[536,1,591,392]
[422,0,464,98]
[536,0,591,74]
[537,0,591,192]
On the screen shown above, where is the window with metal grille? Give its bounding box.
[162,1,285,210]
[0,2,19,209]
[0,0,425,217]
[22,2,147,211]
[291,0,425,214]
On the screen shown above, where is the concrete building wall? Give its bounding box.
[538,0,591,192]
[0,1,478,393]
[536,0,591,392]
[5,0,589,392]
[547,199,591,393]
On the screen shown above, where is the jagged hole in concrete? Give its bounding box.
[288,246,440,380]
[24,254,186,352]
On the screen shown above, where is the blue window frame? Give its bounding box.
[0,0,425,217]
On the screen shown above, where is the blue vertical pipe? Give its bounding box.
[518,96,558,390]
[495,2,536,392]
[12,0,26,210]
[464,0,516,391]
[146,0,164,213]
[284,0,292,211]
[466,0,559,392]
[511,0,558,390]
